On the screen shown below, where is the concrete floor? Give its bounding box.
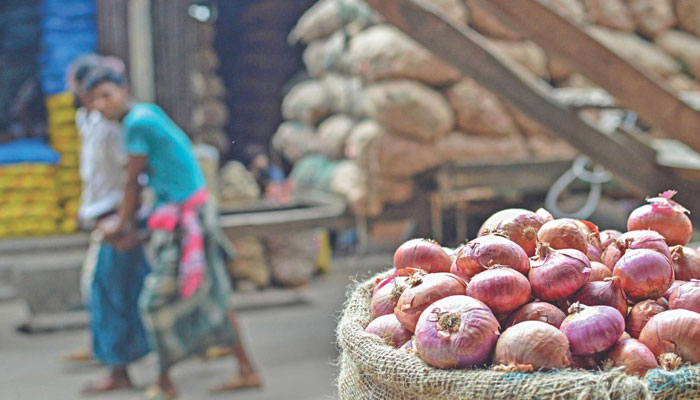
[0,256,391,400]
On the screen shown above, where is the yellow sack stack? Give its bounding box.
[46,92,81,233]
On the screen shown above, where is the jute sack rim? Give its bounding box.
[336,269,700,400]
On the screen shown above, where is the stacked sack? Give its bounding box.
[275,0,700,216]
[0,140,62,238]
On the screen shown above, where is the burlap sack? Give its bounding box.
[583,0,636,32]
[628,0,676,38]
[337,270,700,400]
[347,25,461,85]
[281,79,334,125]
[540,0,588,24]
[303,31,349,77]
[363,80,455,142]
[372,133,443,179]
[666,74,700,92]
[675,0,700,37]
[446,78,521,137]
[345,119,385,160]
[317,114,356,160]
[435,131,530,163]
[191,100,229,130]
[430,0,469,25]
[272,121,317,163]
[488,40,550,79]
[323,73,366,117]
[464,0,523,40]
[656,30,700,79]
[288,0,375,44]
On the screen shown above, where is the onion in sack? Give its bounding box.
[664,280,688,300]
[478,208,545,257]
[606,338,658,377]
[505,302,567,329]
[371,276,409,319]
[414,295,500,368]
[364,313,413,348]
[587,261,612,282]
[451,233,530,279]
[639,309,700,363]
[536,208,554,223]
[560,303,625,356]
[466,266,531,315]
[394,238,452,275]
[493,321,570,371]
[528,243,591,301]
[395,272,467,332]
[627,190,692,246]
[613,248,674,301]
[600,229,622,251]
[602,230,671,270]
[572,276,628,318]
[670,245,700,281]
[669,280,700,313]
[626,299,668,338]
[537,218,588,253]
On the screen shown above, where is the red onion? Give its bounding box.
[394,238,452,275]
[560,303,625,356]
[587,261,612,282]
[478,208,545,257]
[626,299,668,338]
[528,243,591,301]
[627,190,692,246]
[587,245,602,263]
[537,218,588,253]
[600,229,622,251]
[664,280,688,300]
[670,245,700,281]
[572,277,628,318]
[612,248,674,301]
[364,313,412,348]
[466,267,531,315]
[493,321,570,371]
[414,295,500,368]
[536,208,554,223]
[669,280,700,313]
[395,272,467,332]
[575,219,603,252]
[452,235,530,282]
[443,247,457,263]
[606,338,658,377]
[639,309,700,363]
[505,302,566,329]
[602,230,671,270]
[399,339,415,354]
[371,276,408,319]
[620,331,632,341]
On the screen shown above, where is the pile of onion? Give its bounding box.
[478,208,545,256]
[537,218,588,253]
[505,302,567,329]
[668,280,700,313]
[560,303,625,356]
[639,309,700,363]
[600,229,622,251]
[395,272,467,332]
[364,314,412,348]
[602,230,671,270]
[612,248,673,301]
[493,321,570,371]
[451,234,530,280]
[528,243,591,301]
[466,266,531,316]
[587,261,612,282]
[670,246,700,281]
[414,295,500,368]
[394,238,452,275]
[627,190,692,246]
[371,276,409,319]
[626,299,668,338]
[606,338,658,377]
[572,276,628,318]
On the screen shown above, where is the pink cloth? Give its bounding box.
[148,189,209,298]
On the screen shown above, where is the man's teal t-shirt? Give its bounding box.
[123,103,205,204]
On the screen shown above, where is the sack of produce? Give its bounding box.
[303,31,349,77]
[338,194,700,399]
[347,25,460,85]
[228,237,270,289]
[435,132,529,163]
[582,0,635,32]
[628,0,675,38]
[265,230,322,287]
[372,133,443,179]
[218,161,261,205]
[330,159,373,214]
[675,0,700,37]
[488,40,550,80]
[191,99,229,130]
[655,30,700,79]
[446,78,521,137]
[464,0,522,40]
[282,79,334,125]
[322,73,365,117]
[364,80,454,142]
[272,121,317,163]
[317,114,356,160]
[540,0,588,24]
[288,0,376,44]
[345,119,384,160]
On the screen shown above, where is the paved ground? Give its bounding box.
[0,256,391,400]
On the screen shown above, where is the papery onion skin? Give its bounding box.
[478,208,545,257]
[627,299,668,338]
[613,248,674,301]
[537,218,588,253]
[587,261,612,282]
[505,302,567,329]
[664,280,688,300]
[627,190,692,246]
[669,280,700,314]
[371,276,409,319]
[451,234,530,280]
[395,272,467,332]
[414,295,500,369]
[607,338,658,377]
[394,238,452,275]
[600,230,622,251]
[560,304,625,356]
[587,245,602,263]
[639,309,700,363]
[603,230,671,270]
[572,276,628,318]
[670,246,700,281]
[536,208,554,223]
[493,321,570,371]
[528,244,591,301]
[466,267,531,315]
[365,313,413,348]
[575,220,603,252]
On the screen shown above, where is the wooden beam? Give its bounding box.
[362,0,700,212]
[479,0,700,156]
[96,0,130,69]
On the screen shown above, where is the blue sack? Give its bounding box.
[0,138,60,165]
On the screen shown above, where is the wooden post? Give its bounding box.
[96,0,130,68]
[128,0,156,102]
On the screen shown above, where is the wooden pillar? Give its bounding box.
[150,0,196,133]
[96,0,130,67]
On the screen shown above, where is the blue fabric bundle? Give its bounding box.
[0,138,60,165]
[38,0,97,95]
